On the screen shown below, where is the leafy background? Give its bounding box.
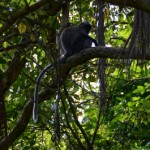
[0,0,150,149]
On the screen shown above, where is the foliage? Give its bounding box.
[0,0,150,149]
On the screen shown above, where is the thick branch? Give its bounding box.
[99,0,150,13]
[3,50,26,92]
[0,46,150,148]
[66,46,150,67]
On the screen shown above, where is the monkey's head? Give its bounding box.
[79,22,92,34]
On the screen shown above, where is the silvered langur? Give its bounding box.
[33,22,98,122]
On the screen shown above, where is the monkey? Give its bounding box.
[33,22,98,122]
[59,22,98,57]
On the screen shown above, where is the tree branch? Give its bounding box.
[3,50,26,92]
[99,0,150,13]
[66,46,150,68]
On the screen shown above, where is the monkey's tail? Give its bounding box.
[33,64,53,122]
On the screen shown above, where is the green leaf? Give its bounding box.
[133,86,145,94]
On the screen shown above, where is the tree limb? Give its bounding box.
[99,0,150,13]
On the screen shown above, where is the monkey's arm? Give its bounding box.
[71,33,98,48]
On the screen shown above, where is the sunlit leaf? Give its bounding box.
[18,22,27,34]
[133,86,145,94]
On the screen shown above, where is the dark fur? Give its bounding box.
[60,22,98,57]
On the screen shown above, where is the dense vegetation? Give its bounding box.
[0,0,150,149]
